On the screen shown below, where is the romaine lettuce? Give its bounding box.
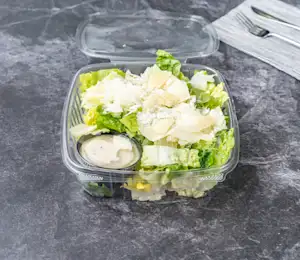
[96,106,125,133]
[214,128,235,166]
[156,50,181,77]
[207,82,230,108]
[141,145,200,168]
[79,69,125,93]
[191,128,234,168]
[85,182,113,197]
[191,138,215,168]
[134,135,154,146]
[120,112,139,137]
[156,50,189,82]
[83,107,98,126]
[177,189,205,198]
[170,172,218,198]
[190,71,229,109]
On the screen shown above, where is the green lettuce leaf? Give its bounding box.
[175,179,218,198]
[224,115,230,127]
[85,182,113,197]
[141,146,200,168]
[156,50,184,78]
[192,139,215,150]
[79,69,125,93]
[139,164,187,187]
[193,82,228,109]
[208,82,229,108]
[140,164,188,172]
[191,128,235,168]
[178,72,189,82]
[177,189,205,198]
[120,112,139,137]
[194,82,229,109]
[96,106,125,133]
[169,171,219,198]
[214,128,235,166]
[190,70,229,109]
[192,139,216,168]
[199,150,215,169]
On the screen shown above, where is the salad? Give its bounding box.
[70,50,235,201]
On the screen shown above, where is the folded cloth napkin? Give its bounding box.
[213,0,300,80]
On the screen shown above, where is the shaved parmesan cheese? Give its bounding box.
[147,65,172,89]
[165,76,190,103]
[190,71,215,90]
[167,104,226,145]
[137,110,175,142]
[81,84,105,109]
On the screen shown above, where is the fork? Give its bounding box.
[236,12,300,49]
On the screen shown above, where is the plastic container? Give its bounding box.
[61,10,240,201]
[75,10,219,62]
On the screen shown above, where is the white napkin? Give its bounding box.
[213,0,300,80]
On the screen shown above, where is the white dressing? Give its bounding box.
[80,135,140,169]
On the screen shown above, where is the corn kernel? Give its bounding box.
[136,183,145,190]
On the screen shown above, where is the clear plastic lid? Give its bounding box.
[76,9,219,61]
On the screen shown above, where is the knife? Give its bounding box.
[251,6,300,32]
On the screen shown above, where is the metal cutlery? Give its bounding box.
[236,12,300,49]
[251,6,300,32]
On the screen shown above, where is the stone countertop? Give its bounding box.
[1,0,300,259]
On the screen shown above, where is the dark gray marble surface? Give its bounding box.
[1,0,300,259]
